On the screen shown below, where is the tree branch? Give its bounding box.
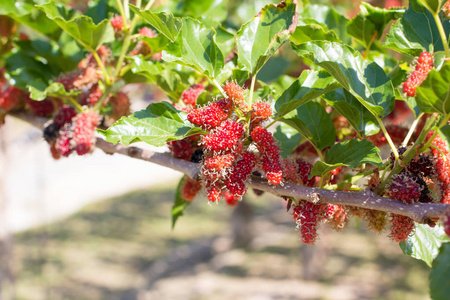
[8,111,450,223]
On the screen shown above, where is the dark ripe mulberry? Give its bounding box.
[27,97,55,117]
[408,154,434,177]
[385,172,422,203]
[168,138,194,161]
[191,149,204,163]
[53,105,77,129]
[295,159,316,187]
[43,122,59,143]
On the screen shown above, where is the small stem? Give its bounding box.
[212,78,227,97]
[124,0,130,20]
[115,0,126,23]
[431,145,448,161]
[67,97,84,112]
[311,142,324,161]
[265,117,280,130]
[433,12,450,58]
[94,84,113,111]
[143,0,156,10]
[376,116,399,159]
[111,11,141,83]
[401,113,424,147]
[319,176,324,188]
[89,48,111,85]
[248,75,257,106]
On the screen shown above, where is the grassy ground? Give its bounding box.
[7,181,430,300]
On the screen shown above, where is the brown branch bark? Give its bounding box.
[9,111,450,223]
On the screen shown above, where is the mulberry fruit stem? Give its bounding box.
[376,115,399,159]
[212,78,227,98]
[401,113,424,147]
[88,46,111,85]
[248,75,257,106]
[67,96,84,112]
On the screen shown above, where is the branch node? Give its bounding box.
[310,192,321,204]
[128,147,142,158]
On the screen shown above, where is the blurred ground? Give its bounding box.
[5,182,430,300]
[0,116,181,232]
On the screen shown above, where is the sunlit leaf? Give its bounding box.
[347,3,404,48]
[37,2,114,50]
[236,0,298,74]
[400,224,449,267]
[291,41,395,118]
[98,102,203,146]
[162,18,224,78]
[275,69,340,118]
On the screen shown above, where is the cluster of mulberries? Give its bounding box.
[44,106,99,159]
[349,207,388,233]
[56,47,106,97]
[382,140,445,242]
[170,82,284,204]
[292,201,347,245]
[402,51,434,97]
